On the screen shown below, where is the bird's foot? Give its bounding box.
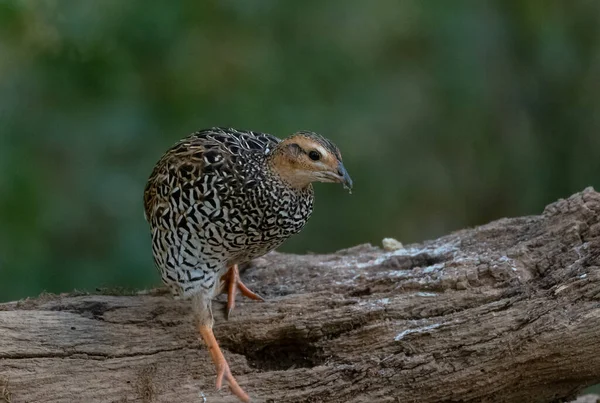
[221,264,264,319]
[198,323,251,403]
[215,354,249,401]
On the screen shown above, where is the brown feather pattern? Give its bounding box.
[143,127,319,298]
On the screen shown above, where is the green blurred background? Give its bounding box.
[2,0,600,302]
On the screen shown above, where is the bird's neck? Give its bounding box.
[267,151,313,191]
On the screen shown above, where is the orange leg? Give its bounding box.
[221,264,264,318]
[198,323,251,403]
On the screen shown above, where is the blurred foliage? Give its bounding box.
[1,0,600,301]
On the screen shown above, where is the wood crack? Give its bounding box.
[0,346,188,361]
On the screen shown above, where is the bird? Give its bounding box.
[143,127,352,402]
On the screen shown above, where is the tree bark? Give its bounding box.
[2,188,600,403]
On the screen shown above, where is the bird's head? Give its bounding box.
[269,131,353,192]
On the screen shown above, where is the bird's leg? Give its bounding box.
[197,324,251,402]
[193,294,251,403]
[221,264,264,319]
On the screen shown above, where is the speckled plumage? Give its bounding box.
[143,127,317,299]
[144,127,351,402]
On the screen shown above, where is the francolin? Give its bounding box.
[144,127,352,401]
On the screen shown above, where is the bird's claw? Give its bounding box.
[215,360,250,402]
[222,264,264,319]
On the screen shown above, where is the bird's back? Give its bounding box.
[144,127,313,298]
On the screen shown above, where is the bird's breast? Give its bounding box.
[220,183,314,263]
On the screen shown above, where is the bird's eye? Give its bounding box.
[308,151,321,161]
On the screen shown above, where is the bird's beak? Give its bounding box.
[337,162,353,192]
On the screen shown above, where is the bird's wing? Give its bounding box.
[192,127,280,155]
[144,139,206,223]
[143,127,278,223]
[144,136,239,290]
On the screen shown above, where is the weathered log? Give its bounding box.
[2,188,600,403]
